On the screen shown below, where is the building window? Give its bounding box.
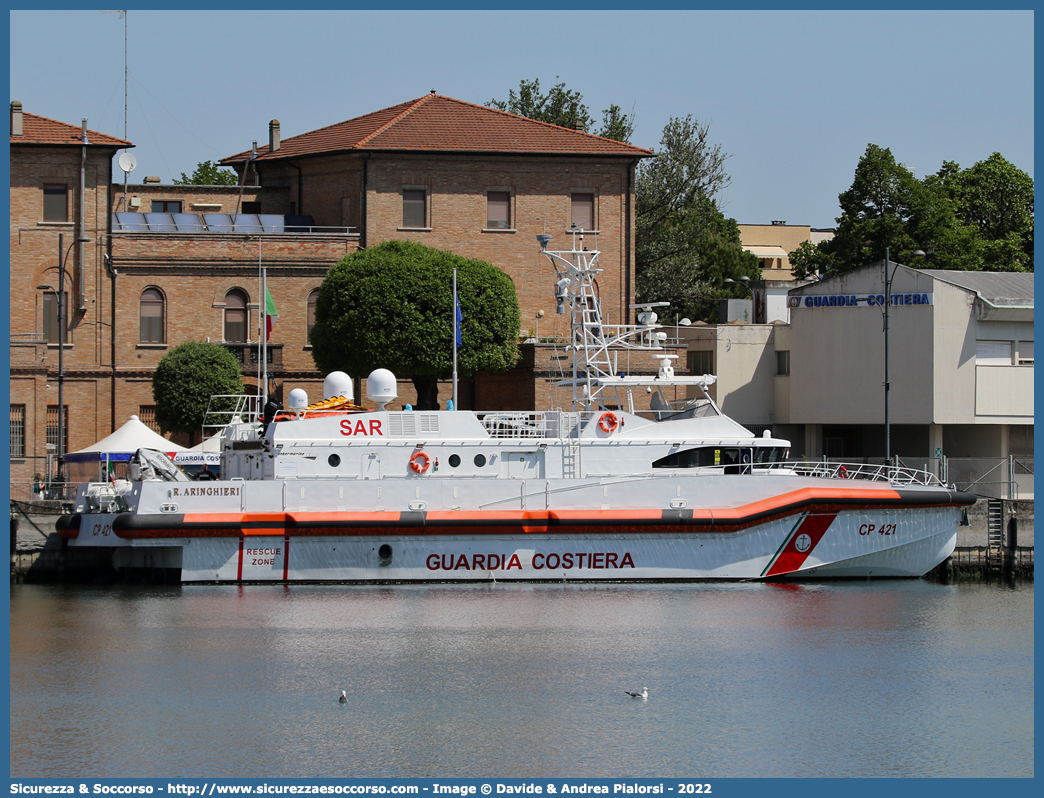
[152,200,182,213]
[10,405,26,457]
[224,289,248,343]
[46,405,68,455]
[42,291,67,344]
[402,189,427,228]
[307,289,320,340]
[976,340,1013,366]
[43,183,68,222]
[486,191,511,229]
[241,201,261,214]
[1018,341,1033,366]
[688,350,714,375]
[139,406,160,432]
[139,287,165,343]
[571,192,594,230]
[776,350,790,376]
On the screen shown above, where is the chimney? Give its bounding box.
[11,100,23,137]
[574,119,585,132]
[81,118,89,144]
[269,119,280,152]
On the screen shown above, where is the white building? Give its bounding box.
[684,263,1033,465]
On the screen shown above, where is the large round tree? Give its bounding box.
[152,341,245,445]
[310,240,520,409]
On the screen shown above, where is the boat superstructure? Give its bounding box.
[59,231,975,582]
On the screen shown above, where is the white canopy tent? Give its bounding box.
[64,415,189,482]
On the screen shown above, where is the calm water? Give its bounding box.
[9,579,1034,779]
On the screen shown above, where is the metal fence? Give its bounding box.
[945,456,1033,500]
[9,481,79,503]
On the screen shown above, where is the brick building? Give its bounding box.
[9,103,131,483]
[10,94,661,482]
[220,93,652,329]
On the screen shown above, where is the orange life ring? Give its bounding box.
[838,465,848,479]
[598,411,619,434]
[410,451,431,474]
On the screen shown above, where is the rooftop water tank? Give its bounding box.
[366,369,397,410]
[323,371,353,401]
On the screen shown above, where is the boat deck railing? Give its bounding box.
[763,460,944,486]
[202,395,265,440]
[478,411,581,439]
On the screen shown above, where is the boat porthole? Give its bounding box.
[474,454,486,467]
[449,454,461,468]
[328,454,341,467]
[378,544,392,562]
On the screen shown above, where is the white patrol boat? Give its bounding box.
[58,232,975,582]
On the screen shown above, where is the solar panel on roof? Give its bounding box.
[115,212,149,232]
[172,213,205,232]
[285,215,316,233]
[203,213,235,232]
[258,214,285,233]
[144,212,177,232]
[231,213,263,233]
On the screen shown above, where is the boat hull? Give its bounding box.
[61,502,962,582]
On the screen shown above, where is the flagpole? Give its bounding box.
[257,241,263,401]
[262,265,268,402]
[452,268,458,410]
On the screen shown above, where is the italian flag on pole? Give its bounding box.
[265,286,279,341]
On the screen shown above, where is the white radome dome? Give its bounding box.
[366,369,398,409]
[287,388,309,412]
[323,371,353,401]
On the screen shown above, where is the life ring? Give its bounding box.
[838,465,848,479]
[409,451,431,474]
[598,411,619,434]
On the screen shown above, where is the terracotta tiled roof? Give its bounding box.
[11,111,132,148]
[222,94,652,164]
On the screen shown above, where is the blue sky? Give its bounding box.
[9,8,1034,228]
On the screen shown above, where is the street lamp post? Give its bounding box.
[883,248,892,463]
[724,276,756,322]
[37,231,89,493]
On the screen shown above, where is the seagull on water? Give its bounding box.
[339,690,348,704]
[625,687,649,699]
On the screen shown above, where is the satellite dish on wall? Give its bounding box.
[118,152,137,173]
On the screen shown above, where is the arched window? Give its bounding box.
[224,289,248,343]
[139,287,165,343]
[307,289,320,340]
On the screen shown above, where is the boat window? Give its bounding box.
[448,454,461,468]
[752,446,788,464]
[474,454,486,468]
[653,446,754,469]
[328,454,340,467]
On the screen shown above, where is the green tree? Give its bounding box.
[791,145,1033,278]
[174,160,239,186]
[152,342,245,446]
[933,152,1034,271]
[635,115,758,320]
[310,241,520,410]
[597,103,636,143]
[487,78,633,141]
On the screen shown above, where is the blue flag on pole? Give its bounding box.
[454,291,463,349]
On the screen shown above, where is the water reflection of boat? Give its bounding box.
[58,231,975,583]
